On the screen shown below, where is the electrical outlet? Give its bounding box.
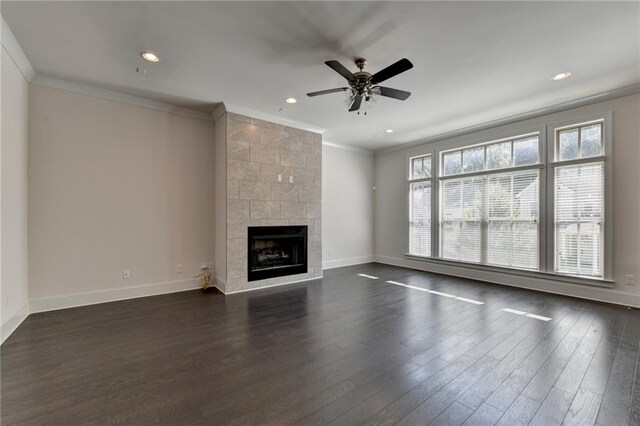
[176,264,183,274]
[122,269,131,279]
[625,275,636,285]
[289,175,294,184]
[277,174,282,182]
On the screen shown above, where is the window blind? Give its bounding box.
[441,170,539,269]
[555,163,604,277]
[409,182,431,256]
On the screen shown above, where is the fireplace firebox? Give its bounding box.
[248,226,308,281]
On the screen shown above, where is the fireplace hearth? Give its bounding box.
[248,226,308,281]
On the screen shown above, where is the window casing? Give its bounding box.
[552,120,606,279]
[405,113,612,284]
[408,155,432,257]
[439,134,541,271]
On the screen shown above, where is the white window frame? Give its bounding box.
[407,153,434,257]
[437,132,544,271]
[404,113,613,287]
[546,112,613,281]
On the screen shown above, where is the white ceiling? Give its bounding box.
[3,1,639,150]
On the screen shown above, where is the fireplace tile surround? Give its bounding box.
[215,111,322,293]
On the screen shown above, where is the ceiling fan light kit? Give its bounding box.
[307,57,414,114]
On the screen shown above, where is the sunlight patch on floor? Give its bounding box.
[385,280,485,305]
[357,273,379,280]
[502,308,552,321]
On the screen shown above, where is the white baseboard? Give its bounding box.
[213,276,227,294]
[1,302,29,344]
[374,255,640,308]
[322,255,374,270]
[29,278,201,314]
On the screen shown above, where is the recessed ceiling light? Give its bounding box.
[552,72,571,81]
[385,129,394,133]
[140,51,160,63]
[285,97,297,104]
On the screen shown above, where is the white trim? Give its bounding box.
[212,103,227,122]
[322,140,373,155]
[1,16,36,81]
[213,275,227,294]
[224,102,325,135]
[404,253,613,288]
[546,112,613,281]
[374,255,640,308]
[1,303,29,344]
[223,276,322,295]
[322,255,374,270]
[375,84,640,155]
[29,278,201,314]
[29,75,214,121]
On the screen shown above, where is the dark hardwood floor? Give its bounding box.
[2,263,639,425]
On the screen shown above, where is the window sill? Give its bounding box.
[403,254,614,289]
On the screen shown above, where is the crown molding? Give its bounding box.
[224,102,325,135]
[322,140,373,155]
[30,75,215,121]
[375,83,640,155]
[212,103,227,122]
[1,16,36,81]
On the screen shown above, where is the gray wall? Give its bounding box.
[322,144,374,269]
[1,46,29,340]
[27,85,215,305]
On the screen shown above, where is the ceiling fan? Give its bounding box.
[307,58,413,114]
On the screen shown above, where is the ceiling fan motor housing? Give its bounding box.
[352,71,372,94]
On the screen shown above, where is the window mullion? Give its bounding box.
[432,152,439,259]
[481,177,488,265]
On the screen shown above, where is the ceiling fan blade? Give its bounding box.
[378,86,411,101]
[307,87,349,97]
[349,95,363,112]
[325,60,356,83]
[370,58,413,84]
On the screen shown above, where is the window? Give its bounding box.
[554,121,605,278]
[440,170,539,269]
[409,155,432,256]
[441,177,482,263]
[557,123,603,161]
[487,171,539,269]
[406,115,610,284]
[439,135,541,270]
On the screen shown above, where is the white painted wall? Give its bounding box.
[322,144,374,269]
[27,85,215,311]
[374,93,640,307]
[1,46,30,340]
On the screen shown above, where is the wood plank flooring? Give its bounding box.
[2,263,639,425]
